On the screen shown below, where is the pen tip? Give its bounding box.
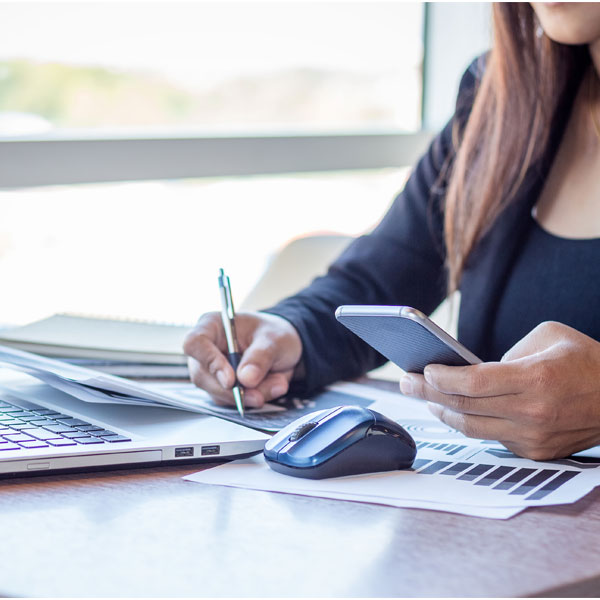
[232,386,245,418]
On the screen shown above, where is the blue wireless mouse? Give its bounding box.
[263,405,416,479]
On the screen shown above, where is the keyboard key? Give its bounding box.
[31,409,61,416]
[2,410,32,418]
[18,440,50,449]
[29,419,56,427]
[75,425,104,432]
[10,424,39,431]
[103,435,132,443]
[18,415,47,422]
[56,418,91,427]
[25,428,62,440]
[0,443,21,450]
[42,424,77,434]
[74,437,105,445]
[92,430,119,437]
[0,418,24,425]
[62,431,96,439]
[2,433,36,443]
[47,439,78,447]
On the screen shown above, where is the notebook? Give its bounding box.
[0,314,192,365]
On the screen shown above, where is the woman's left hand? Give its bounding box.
[399,321,600,460]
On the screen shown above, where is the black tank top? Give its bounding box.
[488,215,600,359]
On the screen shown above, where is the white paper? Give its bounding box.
[185,381,600,519]
[0,344,213,411]
[185,455,524,519]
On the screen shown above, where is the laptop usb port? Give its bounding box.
[201,445,220,456]
[175,447,194,458]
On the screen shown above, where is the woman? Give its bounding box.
[184,3,600,461]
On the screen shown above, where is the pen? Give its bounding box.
[218,268,245,417]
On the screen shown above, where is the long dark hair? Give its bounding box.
[444,3,590,292]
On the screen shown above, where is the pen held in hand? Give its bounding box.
[218,268,245,417]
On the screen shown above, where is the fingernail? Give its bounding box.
[270,384,287,399]
[400,375,414,396]
[424,367,433,385]
[216,370,228,388]
[239,364,261,384]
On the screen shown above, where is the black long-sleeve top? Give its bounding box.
[265,55,598,396]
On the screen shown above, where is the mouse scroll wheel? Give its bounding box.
[289,421,318,442]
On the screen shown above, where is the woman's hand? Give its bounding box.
[183,311,303,409]
[399,321,600,460]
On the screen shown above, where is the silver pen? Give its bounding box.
[218,268,245,417]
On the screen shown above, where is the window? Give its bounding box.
[0,1,423,135]
[0,1,425,325]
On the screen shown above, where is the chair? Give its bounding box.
[240,233,353,311]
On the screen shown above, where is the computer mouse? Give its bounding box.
[263,405,416,479]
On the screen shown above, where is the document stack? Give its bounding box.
[0,314,191,378]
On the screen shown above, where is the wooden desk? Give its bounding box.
[1,382,600,597]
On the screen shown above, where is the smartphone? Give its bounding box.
[335,305,481,373]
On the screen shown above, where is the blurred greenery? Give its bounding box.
[0,59,413,131]
[0,60,195,127]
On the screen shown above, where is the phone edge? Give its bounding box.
[335,305,482,366]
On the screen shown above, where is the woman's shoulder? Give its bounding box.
[429,53,487,170]
[455,53,488,125]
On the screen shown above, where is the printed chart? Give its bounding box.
[186,382,600,519]
[396,411,600,507]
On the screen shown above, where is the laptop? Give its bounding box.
[0,373,268,477]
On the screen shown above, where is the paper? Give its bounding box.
[0,344,209,411]
[0,345,384,433]
[185,382,600,519]
[152,381,377,432]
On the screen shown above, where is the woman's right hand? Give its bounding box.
[183,311,303,409]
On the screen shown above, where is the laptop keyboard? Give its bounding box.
[0,397,132,451]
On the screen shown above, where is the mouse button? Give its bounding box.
[312,404,347,426]
[313,405,374,432]
[284,409,374,465]
[263,409,330,454]
[272,405,365,453]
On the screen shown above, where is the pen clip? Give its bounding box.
[218,268,236,320]
[218,268,240,353]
